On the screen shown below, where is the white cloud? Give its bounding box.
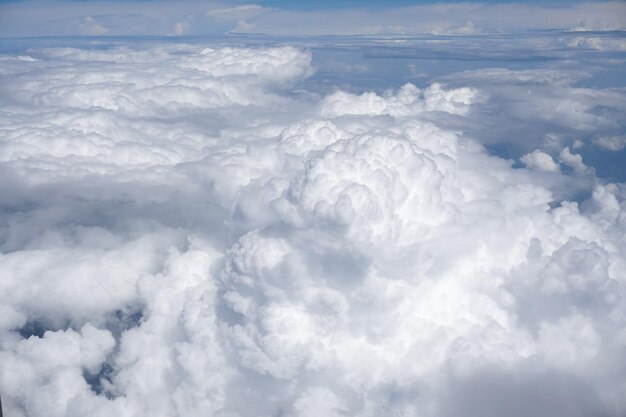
[521,150,560,172]
[321,83,479,117]
[566,36,626,51]
[80,16,108,36]
[230,20,256,33]
[0,42,624,417]
[559,146,592,174]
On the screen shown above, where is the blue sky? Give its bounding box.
[254,0,586,9]
[1,0,625,37]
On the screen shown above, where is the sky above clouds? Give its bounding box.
[0,1,626,417]
[1,0,626,36]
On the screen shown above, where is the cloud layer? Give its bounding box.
[0,42,625,417]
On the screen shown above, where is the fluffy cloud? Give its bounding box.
[0,42,625,417]
[560,146,592,175]
[320,83,479,117]
[521,150,560,172]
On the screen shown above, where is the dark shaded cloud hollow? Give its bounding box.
[0,7,626,417]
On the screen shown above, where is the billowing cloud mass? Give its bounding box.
[0,41,625,417]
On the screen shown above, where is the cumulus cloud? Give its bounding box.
[521,149,560,172]
[560,146,592,174]
[321,83,479,118]
[0,42,625,417]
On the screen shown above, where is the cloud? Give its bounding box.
[566,36,626,51]
[172,21,190,36]
[437,67,626,156]
[595,135,626,151]
[208,5,265,18]
[230,20,256,33]
[80,16,108,36]
[559,146,592,174]
[439,367,610,417]
[0,41,625,417]
[521,149,561,172]
[320,83,479,117]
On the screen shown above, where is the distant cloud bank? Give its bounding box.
[0,1,625,37]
